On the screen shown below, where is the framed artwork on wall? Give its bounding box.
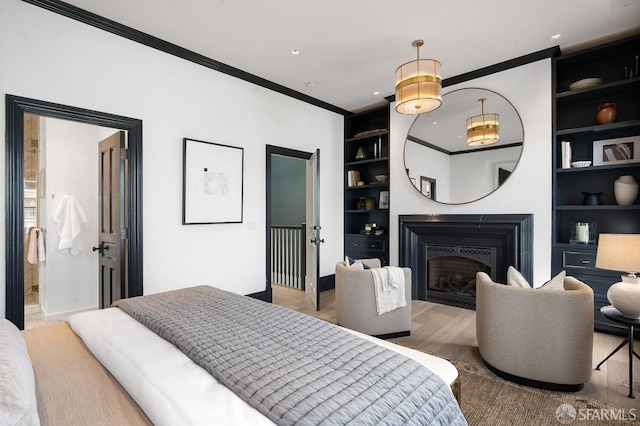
[420,176,436,200]
[182,138,244,224]
[593,136,639,166]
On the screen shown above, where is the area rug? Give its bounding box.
[451,357,634,425]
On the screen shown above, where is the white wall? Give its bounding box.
[449,146,521,204]
[0,0,344,317]
[42,118,100,317]
[390,59,553,285]
[404,141,451,201]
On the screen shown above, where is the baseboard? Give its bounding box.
[319,274,335,292]
[24,304,41,315]
[484,361,585,392]
[41,305,98,324]
[247,291,267,301]
[373,330,411,340]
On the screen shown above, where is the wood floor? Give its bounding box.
[273,284,640,411]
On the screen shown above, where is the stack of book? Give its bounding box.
[561,141,572,169]
[347,170,360,187]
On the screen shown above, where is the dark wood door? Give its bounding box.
[97,132,126,309]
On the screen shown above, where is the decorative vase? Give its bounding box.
[582,191,602,205]
[607,275,640,319]
[596,103,617,125]
[614,175,638,205]
[365,197,375,210]
[357,197,366,210]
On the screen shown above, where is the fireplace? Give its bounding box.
[399,214,533,309]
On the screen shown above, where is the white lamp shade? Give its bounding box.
[596,233,640,319]
[595,233,640,274]
[395,58,442,115]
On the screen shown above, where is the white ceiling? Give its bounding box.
[62,0,640,113]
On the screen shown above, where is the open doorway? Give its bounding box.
[22,114,120,327]
[5,95,143,330]
[265,145,320,310]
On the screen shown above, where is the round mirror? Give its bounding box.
[404,88,524,204]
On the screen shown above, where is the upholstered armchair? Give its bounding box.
[475,271,594,391]
[335,259,411,338]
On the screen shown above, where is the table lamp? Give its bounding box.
[595,233,640,319]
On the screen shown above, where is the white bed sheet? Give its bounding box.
[67,308,458,426]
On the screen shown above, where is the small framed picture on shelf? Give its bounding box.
[379,190,389,209]
[593,136,639,166]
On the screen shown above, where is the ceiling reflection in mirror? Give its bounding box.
[404,88,524,204]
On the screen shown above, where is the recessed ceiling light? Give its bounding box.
[373,91,380,95]
[432,121,437,125]
[305,81,318,88]
[551,34,561,40]
[291,49,300,55]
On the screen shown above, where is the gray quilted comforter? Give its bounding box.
[113,286,466,425]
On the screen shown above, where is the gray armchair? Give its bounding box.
[335,259,411,338]
[475,271,594,391]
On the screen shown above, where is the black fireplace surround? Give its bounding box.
[399,214,534,309]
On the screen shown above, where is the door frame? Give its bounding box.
[265,145,313,303]
[5,94,143,329]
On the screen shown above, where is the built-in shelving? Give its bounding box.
[344,106,390,265]
[552,34,640,336]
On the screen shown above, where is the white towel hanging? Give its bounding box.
[52,194,88,256]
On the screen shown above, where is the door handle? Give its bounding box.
[92,242,108,254]
[310,238,325,245]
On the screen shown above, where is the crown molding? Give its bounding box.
[22,0,351,116]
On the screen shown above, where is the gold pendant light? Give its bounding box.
[467,98,499,147]
[395,40,442,115]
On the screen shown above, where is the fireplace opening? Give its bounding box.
[399,214,534,311]
[426,244,496,309]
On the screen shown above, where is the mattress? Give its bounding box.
[67,307,458,425]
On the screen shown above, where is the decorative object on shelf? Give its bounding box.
[466,98,500,147]
[570,222,597,244]
[624,55,638,78]
[595,233,640,319]
[355,146,366,160]
[347,170,361,187]
[561,141,572,169]
[353,128,387,138]
[357,197,366,210]
[614,175,639,205]
[571,161,591,168]
[582,191,602,205]
[596,103,617,125]
[365,197,376,210]
[373,136,383,159]
[593,136,640,166]
[356,181,365,186]
[374,174,387,183]
[568,77,602,91]
[395,40,442,115]
[379,191,389,209]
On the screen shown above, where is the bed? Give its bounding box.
[13,285,465,425]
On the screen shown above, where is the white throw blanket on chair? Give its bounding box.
[370,266,406,315]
